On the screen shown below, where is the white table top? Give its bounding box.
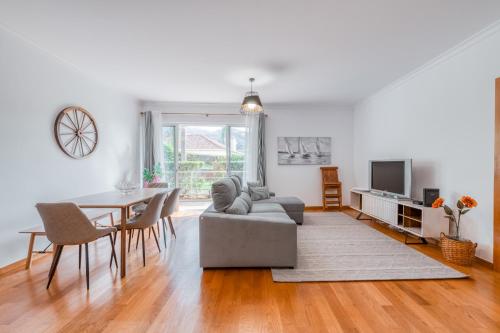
[67,188,171,208]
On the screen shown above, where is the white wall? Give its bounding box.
[353,23,500,262]
[266,104,353,206]
[143,102,354,206]
[0,27,139,267]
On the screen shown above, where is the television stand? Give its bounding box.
[355,212,373,221]
[404,234,428,245]
[350,189,448,242]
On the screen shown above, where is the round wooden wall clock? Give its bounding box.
[54,106,98,159]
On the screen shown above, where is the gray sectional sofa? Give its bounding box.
[199,177,304,268]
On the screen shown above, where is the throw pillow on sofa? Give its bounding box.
[230,175,242,196]
[211,178,238,212]
[250,186,271,201]
[246,181,259,195]
[240,191,253,209]
[225,196,249,215]
[247,181,260,188]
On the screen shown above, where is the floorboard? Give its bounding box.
[1,209,499,333]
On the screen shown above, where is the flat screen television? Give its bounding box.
[369,159,412,198]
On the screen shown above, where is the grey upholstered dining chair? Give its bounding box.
[114,191,168,266]
[35,203,117,290]
[132,182,168,213]
[160,188,181,246]
[132,183,168,239]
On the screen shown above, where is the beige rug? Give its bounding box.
[272,212,467,282]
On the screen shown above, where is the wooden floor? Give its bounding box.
[1,209,500,333]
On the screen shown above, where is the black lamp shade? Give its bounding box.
[240,93,264,114]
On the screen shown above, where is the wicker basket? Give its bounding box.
[440,233,477,266]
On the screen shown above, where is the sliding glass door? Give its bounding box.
[162,124,247,199]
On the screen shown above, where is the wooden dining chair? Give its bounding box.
[35,203,117,290]
[114,192,168,266]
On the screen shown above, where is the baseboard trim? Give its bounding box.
[305,206,347,212]
[304,206,323,211]
[0,251,50,277]
[473,255,494,269]
[0,257,27,276]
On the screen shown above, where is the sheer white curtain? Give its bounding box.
[244,114,259,183]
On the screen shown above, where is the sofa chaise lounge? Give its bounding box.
[199,177,304,268]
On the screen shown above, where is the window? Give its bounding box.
[162,124,247,199]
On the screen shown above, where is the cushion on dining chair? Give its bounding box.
[132,203,147,214]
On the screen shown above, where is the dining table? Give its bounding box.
[68,188,171,278]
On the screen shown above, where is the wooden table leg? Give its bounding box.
[25,234,36,269]
[120,207,127,278]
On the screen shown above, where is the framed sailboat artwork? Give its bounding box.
[277,137,331,165]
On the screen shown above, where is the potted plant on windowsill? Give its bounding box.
[143,163,163,188]
[432,196,478,266]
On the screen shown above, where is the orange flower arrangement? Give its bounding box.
[460,195,478,208]
[432,197,444,208]
[432,195,478,239]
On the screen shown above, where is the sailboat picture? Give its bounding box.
[277,137,331,165]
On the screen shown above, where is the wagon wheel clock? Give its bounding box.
[54,106,98,159]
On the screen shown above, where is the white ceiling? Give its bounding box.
[1,1,500,105]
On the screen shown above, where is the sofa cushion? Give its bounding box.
[230,176,242,196]
[248,212,291,221]
[240,192,253,209]
[250,202,286,213]
[225,196,249,215]
[257,196,305,212]
[211,178,237,212]
[250,186,271,201]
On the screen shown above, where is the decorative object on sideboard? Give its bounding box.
[115,181,138,194]
[432,196,478,266]
[143,163,163,187]
[423,188,440,207]
[240,77,264,114]
[54,106,98,159]
[278,137,331,165]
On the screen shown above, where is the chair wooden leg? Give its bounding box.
[136,229,140,250]
[84,243,90,290]
[168,216,176,238]
[109,234,118,268]
[48,248,56,277]
[47,245,64,289]
[25,233,36,270]
[151,227,161,253]
[162,218,167,248]
[148,227,151,239]
[78,244,82,269]
[128,229,132,253]
[157,222,160,240]
[141,229,146,267]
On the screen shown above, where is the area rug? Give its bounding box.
[271,212,467,282]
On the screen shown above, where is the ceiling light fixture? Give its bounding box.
[240,77,264,114]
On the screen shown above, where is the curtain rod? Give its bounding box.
[140,112,267,117]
